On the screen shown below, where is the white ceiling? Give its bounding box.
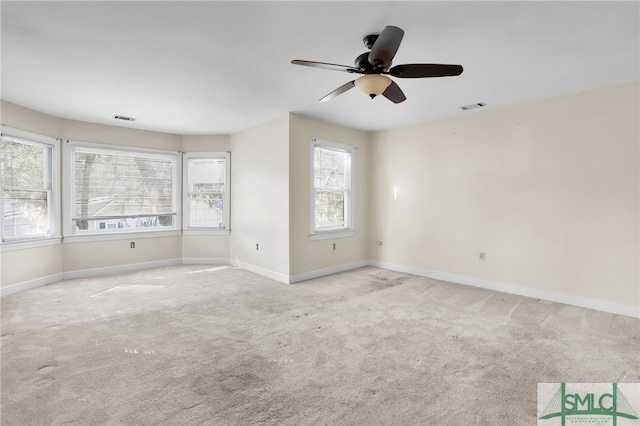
[1,1,638,135]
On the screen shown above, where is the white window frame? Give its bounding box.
[182,152,230,235]
[309,138,355,241]
[63,141,181,242]
[1,126,61,251]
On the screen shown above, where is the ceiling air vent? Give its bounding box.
[460,102,486,111]
[113,115,136,122]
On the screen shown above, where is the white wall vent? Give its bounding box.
[113,115,136,121]
[460,102,486,111]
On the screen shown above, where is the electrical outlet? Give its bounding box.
[333,243,336,250]
[130,242,135,249]
[256,243,259,250]
[479,251,485,261]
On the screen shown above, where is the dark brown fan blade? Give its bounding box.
[319,80,356,102]
[382,81,406,104]
[388,64,463,78]
[291,60,360,73]
[368,26,404,68]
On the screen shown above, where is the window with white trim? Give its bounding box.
[1,127,60,243]
[65,142,179,236]
[183,152,230,233]
[310,138,355,240]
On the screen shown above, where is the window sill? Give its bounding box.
[1,236,62,252]
[63,230,181,243]
[183,229,230,236]
[309,230,355,241]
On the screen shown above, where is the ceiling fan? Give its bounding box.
[291,26,463,104]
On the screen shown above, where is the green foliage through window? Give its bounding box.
[312,143,353,233]
[1,137,53,240]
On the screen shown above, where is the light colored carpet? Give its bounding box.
[1,265,638,425]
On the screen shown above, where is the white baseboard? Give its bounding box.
[369,260,640,319]
[3,256,638,319]
[229,259,368,284]
[1,258,224,297]
[0,273,63,297]
[182,258,230,265]
[63,258,183,280]
[289,260,369,284]
[229,258,290,284]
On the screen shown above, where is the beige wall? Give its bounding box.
[61,118,181,150]
[182,235,229,261]
[230,115,290,276]
[288,114,370,276]
[181,134,230,152]
[63,237,181,272]
[1,101,62,137]
[369,81,639,307]
[1,244,63,285]
[1,102,65,286]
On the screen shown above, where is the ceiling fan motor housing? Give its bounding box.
[355,52,376,73]
[363,34,379,49]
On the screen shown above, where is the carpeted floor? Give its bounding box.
[1,265,638,425]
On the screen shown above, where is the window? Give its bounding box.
[310,138,355,240]
[1,126,60,244]
[183,152,230,233]
[65,142,179,238]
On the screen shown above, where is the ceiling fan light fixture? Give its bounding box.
[355,74,392,98]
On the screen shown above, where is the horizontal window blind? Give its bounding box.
[70,146,177,232]
[1,138,50,191]
[1,134,54,240]
[313,145,351,230]
[187,157,226,229]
